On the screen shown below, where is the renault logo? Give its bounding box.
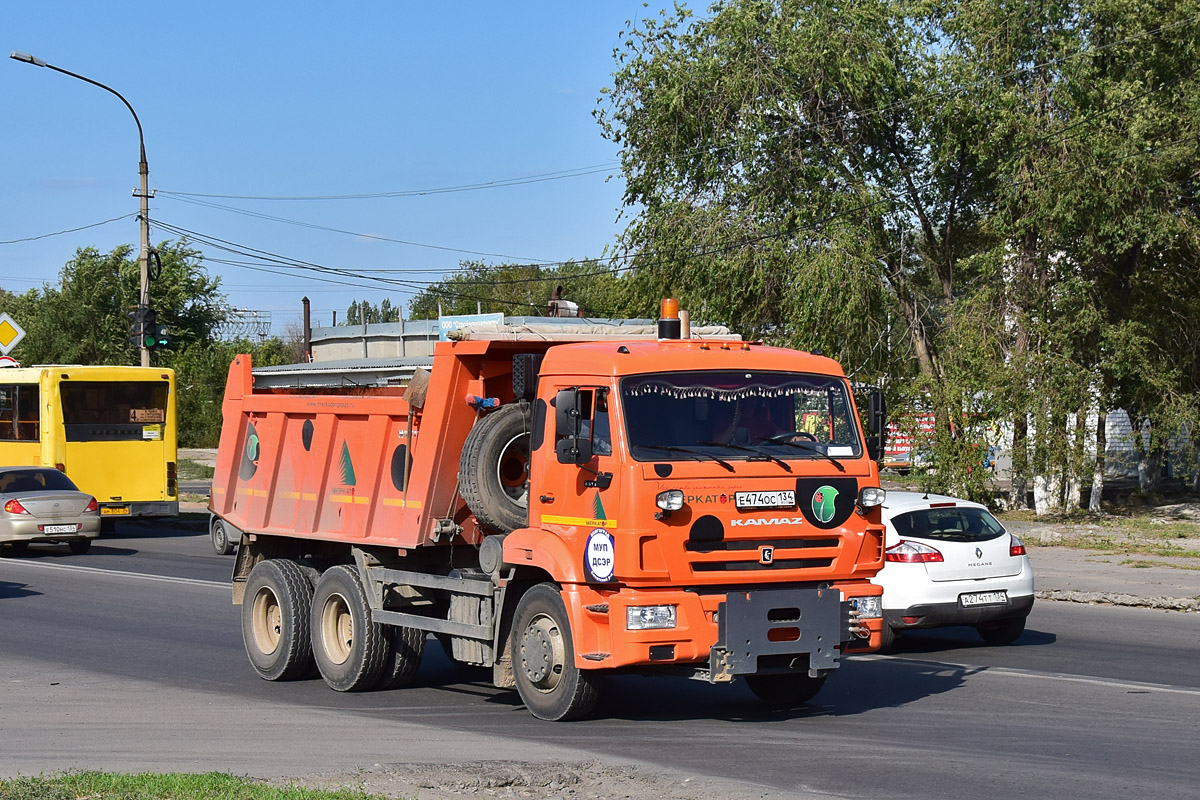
[975,547,983,558]
[759,546,774,565]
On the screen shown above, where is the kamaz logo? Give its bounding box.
[730,517,805,527]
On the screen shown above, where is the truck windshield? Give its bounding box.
[620,371,862,462]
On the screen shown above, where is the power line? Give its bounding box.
[0,213,136,245]
[156,163,619,201]
[158,193,560,263]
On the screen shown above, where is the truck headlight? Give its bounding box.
[656,490,684,511]
[626,605,677,630]
[848,596,882,618]
[857,486,885,509]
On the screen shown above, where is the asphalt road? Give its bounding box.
[1,521,1197,800]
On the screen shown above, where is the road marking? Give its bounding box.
[861,654,1200,697]
[0,559,226,589]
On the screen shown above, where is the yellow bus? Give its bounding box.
[0,365,178,523]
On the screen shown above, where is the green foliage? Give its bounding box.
[598,0,1200,505]
[0,240,296,448]
[4,241,225,366]
[0,771,390,799]
[407,259,627,319]
[344,297,400,325]
[170,337,294,447]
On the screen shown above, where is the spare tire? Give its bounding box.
[459,401,531,533]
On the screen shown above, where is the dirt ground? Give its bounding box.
[280,760,811,800]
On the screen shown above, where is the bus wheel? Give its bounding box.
[210,517,236,555]
[511,583,598,721]
[377,625,426,690]
[311,565,388,692]
[459,402,531,533]
[242,559,315,681]
[744,673,827,707]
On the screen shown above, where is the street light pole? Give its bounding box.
[10,50,153,367]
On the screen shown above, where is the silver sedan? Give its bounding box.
[0,467,101,554]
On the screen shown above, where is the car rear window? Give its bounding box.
[891,506,1006,543]
[0,469,79,493]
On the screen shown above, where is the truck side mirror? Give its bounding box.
[554,389,593,465]
[866,389,886,461]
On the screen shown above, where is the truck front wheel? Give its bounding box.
[744,673,827,707]
[311,565,389,692]
[511,583,598,721]
[242,559,315,681]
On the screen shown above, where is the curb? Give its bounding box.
[1037,589,1200,612]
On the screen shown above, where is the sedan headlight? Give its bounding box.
[626,605,677,630]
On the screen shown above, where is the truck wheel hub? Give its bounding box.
[520,613,565,690]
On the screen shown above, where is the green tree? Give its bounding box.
[407,259,625,319]
[598,0,995,494]
[345,298,401,325]
[5,241,225,366]
[171,337,294,447]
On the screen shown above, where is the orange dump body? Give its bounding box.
[211,339,539,549]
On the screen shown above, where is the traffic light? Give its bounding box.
[127,306,170,349]
[140,308,170,349]
[127,306,147,348]
[146,322,170,349]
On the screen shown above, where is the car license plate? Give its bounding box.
[960,590,1007,607]
[100,506,130,516]
[43,524,78,534]
[735,490,796,510]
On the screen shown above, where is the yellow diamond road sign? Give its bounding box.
[0,313,26,355]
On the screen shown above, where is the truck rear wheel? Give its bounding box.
[242,559,315,681]
[311,565,388,692]
[511,583,598,721]
[377,625,427,690]
[744,673,827,707]
[459,402,531,533]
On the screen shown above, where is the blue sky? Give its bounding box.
[3,2,652,334]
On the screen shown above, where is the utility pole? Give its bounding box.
[10,51,154,366]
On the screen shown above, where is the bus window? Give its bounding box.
[0,384,40,441]
[60,381,168,441]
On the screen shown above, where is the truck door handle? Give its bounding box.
[539,494,555,503]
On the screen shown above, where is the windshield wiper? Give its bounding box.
[637,444,735,472]
[756,435,846,472]
[699,441,792,473]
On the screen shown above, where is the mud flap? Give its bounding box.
[709,587,842,681]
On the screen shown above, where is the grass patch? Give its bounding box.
[0,772,392,800]
[176,458,215,480]
[1119,559,1200,571]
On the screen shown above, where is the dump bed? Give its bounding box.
[211,339,561,549]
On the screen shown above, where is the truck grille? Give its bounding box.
[684,515,841,577]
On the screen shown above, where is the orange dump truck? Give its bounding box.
[211,307,889,720]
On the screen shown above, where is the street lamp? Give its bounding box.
[10,50,154,367]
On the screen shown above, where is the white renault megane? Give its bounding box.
[872,491,1035,650]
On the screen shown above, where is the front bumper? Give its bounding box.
[563,581,882,679]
